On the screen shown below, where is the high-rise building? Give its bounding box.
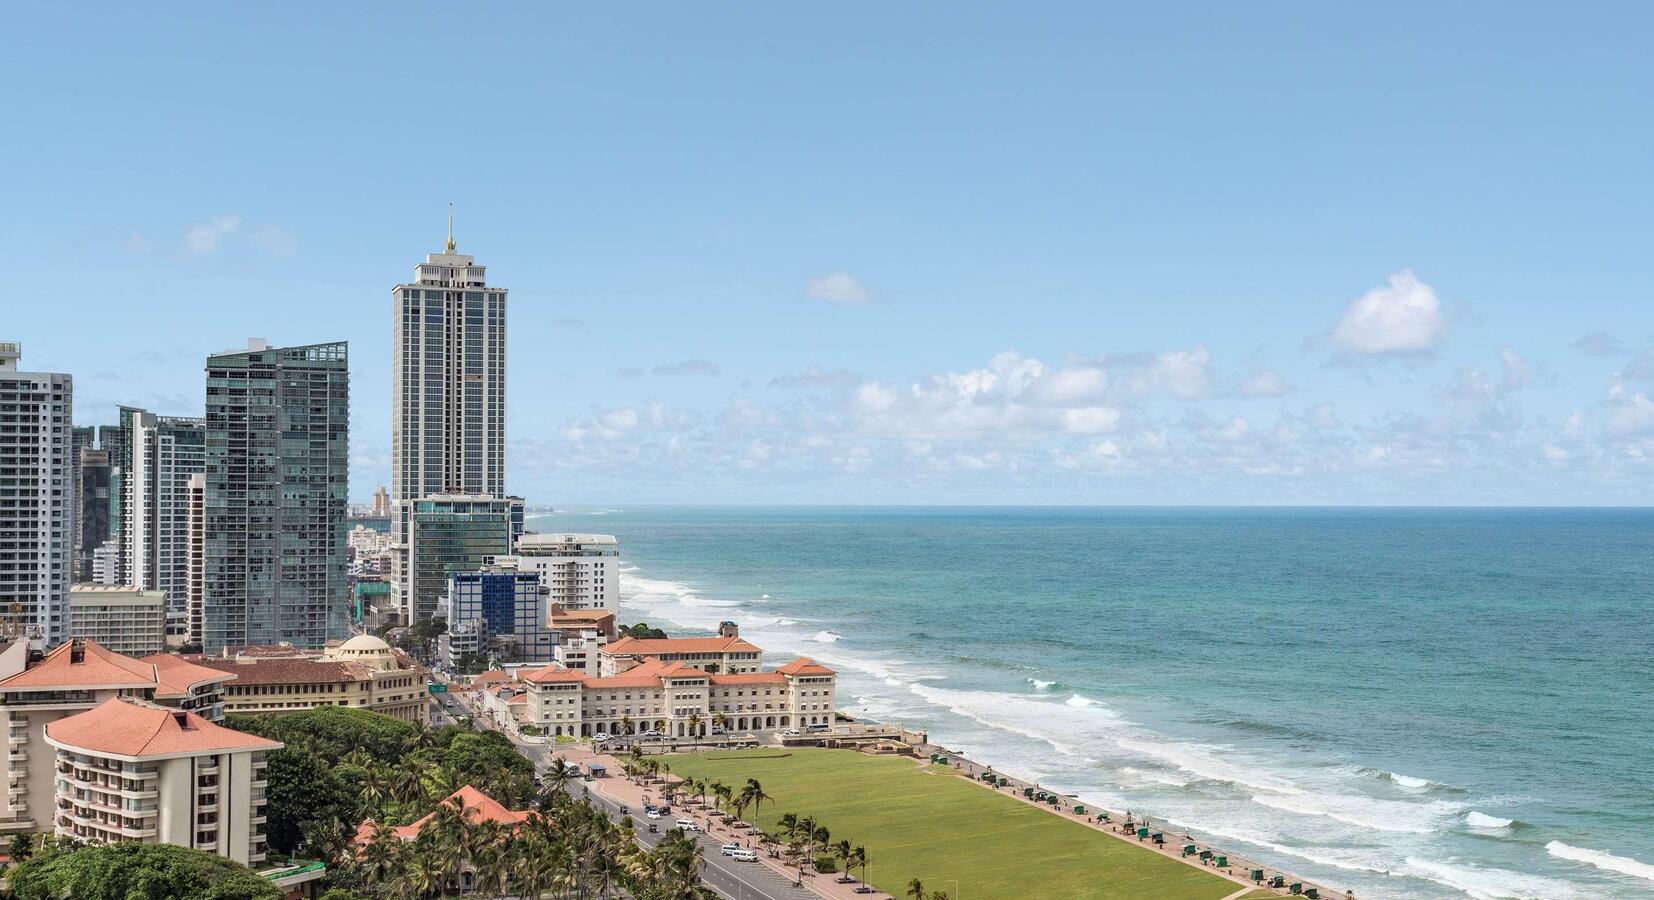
[0,342,74,646]
[390,223,508,501]
[489,532,619,610]
[203,339,348,653]
[184,473,205,648]
[74,448,111,581]
[371,485,391,518]
[395,494,522,626]
[118,410,205,636]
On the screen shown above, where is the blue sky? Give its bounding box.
[7,4,1653,504]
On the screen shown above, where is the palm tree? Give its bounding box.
[851,845,869,886]
[620,713,634,736]
[687,711,703,738]
[400,849,443,899]
[712,711,729,733]
[744,778,772,824]
[907,878,927,900]
[834,838,853,871]
[712,781,733,814]
[360,821,401,883]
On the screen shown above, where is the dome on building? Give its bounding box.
[327,634,398,670]
[339,634,392,653]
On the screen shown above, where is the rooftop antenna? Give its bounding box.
[445,202,456,254]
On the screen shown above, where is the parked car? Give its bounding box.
[645,809,663,820]
[806,723,831,733]
[675,819,700,832]
[593,732,611,742]
[729,849,758,862]
[780,728,799,736]
[710,726,727,735]
[639,729,664,739]
[720,843,743,856]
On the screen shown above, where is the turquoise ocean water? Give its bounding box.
[527,507,1654,899]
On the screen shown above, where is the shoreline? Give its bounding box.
[905,734,1345,899]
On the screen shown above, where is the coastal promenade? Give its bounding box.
[918,741,1345,900]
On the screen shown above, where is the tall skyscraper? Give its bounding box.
[118,409,205,622]
[391,220,508,501]
[203,339,349,653]
[74,448,111,581]
[0,342,74,645]
[400,493,523,626]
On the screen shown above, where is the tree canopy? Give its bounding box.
[6,840,281,900]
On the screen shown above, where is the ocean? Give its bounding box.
[526,506,1654,899]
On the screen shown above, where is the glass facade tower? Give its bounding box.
[203,339,349,652]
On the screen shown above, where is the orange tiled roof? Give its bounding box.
[655,661,711,678]
[584,675,662,689]
[198,657,374,685]
[603,635,759,656]
[388,785,532,840]
[45,697,281,758]
[473,670,512,685]
[710,672,787,685]
[521,665,587,684]
[0,640,157,691]
[143,654,237,698]
[776,658,835,676]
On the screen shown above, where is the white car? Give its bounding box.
[719,843,742,856]
[640,729,664,739]
[645,809,662,820]
[729,849,758,862]
[675,818,700,832]
[592,732,611,742]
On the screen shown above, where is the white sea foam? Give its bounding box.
[1405,856,1584,899]
[1465,811,1513,829]
[1389,772,1432,789]
[1547,841,1654,883]
[1251,792,1465,835]
[1119,767,1191,788]
[811,630,842,643]
[1114,737,1304,796]
[760,593,771,599]
[1065,693,1099,707]
[1028,678,1054,690]
[1163,818,1393,875]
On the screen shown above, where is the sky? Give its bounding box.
[6,4,1653,505]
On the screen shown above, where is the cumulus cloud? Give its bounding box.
[1330,269,1445,355]
[1498,346,1530,391]
[1237,369,1291,398]
[652,359,721,376]
[1573,331,1625,356]
[183,216,242,255]
[1606,382,1654,437]
[805,272,870,304]
[1121,347,1212,399]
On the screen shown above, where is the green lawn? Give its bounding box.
[666,749,1237,900]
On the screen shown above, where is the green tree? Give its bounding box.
[7,842,282,900]
[263,745,354,854]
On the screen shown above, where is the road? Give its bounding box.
[494,718,813,900]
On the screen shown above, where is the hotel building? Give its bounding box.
[547,606,616,676]
[514,626,836,739]
[438,566,553,668]
[0,639,242,841]
[597,622,762,676]
[201,635,428,725]
[45,698,279,864]
[488,532,618,610]
[203,339,349,653]
[0,342,73,646]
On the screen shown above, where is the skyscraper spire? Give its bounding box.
[446,202,456,253]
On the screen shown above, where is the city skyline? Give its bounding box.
[7,5,1654,506]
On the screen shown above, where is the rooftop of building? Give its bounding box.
[357,785,531,844]
[519,655,831,688]
[68,586,168,604]
[602,634,761,656]
[197,657,377,685]
[143,653,237,697]
[0,639,157,692]
[45,697,281,759]
[517,533,618,547]
[776,657,835,676]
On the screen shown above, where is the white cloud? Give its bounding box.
[805,272,870,304]
[1027,366,1109,405]
[1306,402,1341,429]
[1330,269,1445,355]
[1061,407,1123,434]
[1124,347,1212,399]
[1237,370,1290,397]
[1606,384,1654,437]
[854,382,899,413]
[183,215,242,255]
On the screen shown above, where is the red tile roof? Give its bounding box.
[45,698,281,758]
[603,635,760,656]
[198,657,374,685]
[776,658,835,676]
[0,640,157,691]
[378,785,532,841]
[521,666,587,684]
[143,654,237,698]
[709,672,787,685]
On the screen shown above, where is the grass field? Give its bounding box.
[665,749,1238,900]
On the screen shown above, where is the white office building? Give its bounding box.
[117,408,204,633]
[489,533,618,610]
[0,342,74,646]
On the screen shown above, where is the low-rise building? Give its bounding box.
[597,621,762,676]
[354,785,532,894]
[520,649,837,739]
[44,697,279,865]
[68,586,168,656]
[201,635,428,724]
[438,567,554,668]
[548,606,615,676]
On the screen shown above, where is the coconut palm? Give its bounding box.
[834,838,853,871]
[620,713,634,736]
[712,711,729,732]
[744,778,772,824]
[686,711,702,737]
[907,878,927,900]
[851,845,869,885]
